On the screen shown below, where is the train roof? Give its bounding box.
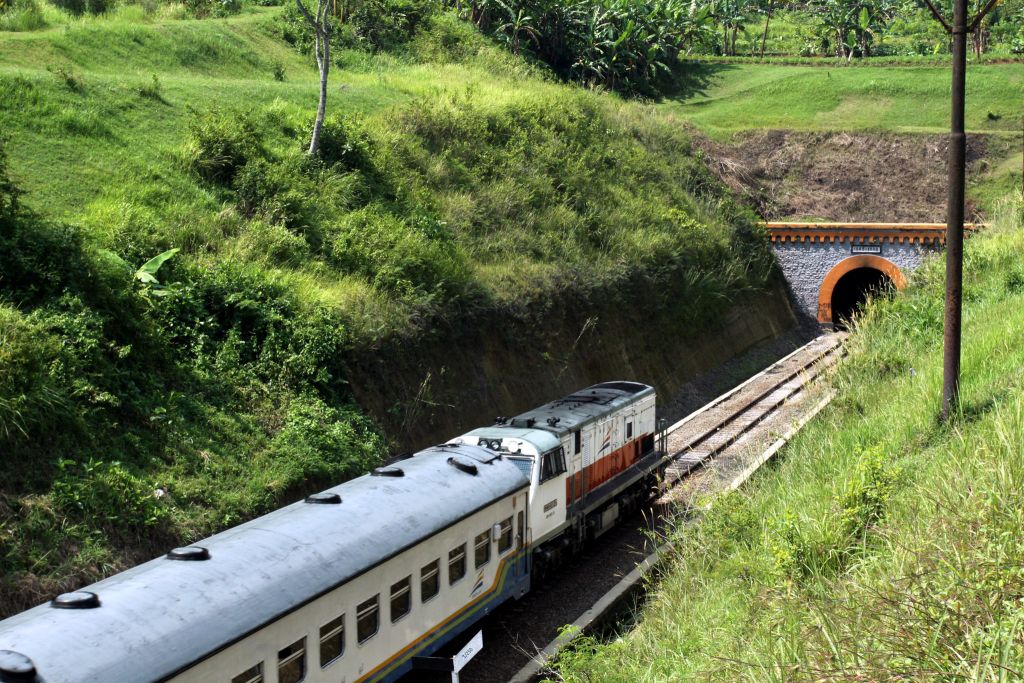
[458,426,562,454]
[0,444,528,683]
[494,381,654,437]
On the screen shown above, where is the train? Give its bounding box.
[0,381,669,683]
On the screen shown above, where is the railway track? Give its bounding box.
[441,332,845,683]
[664,332,844,484]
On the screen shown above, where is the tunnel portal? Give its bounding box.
[829,267,894,329]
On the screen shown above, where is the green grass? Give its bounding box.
[548,196,1024,681]
[0,6,774,614]
[662,63,1023,137]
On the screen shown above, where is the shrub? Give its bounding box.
[0,0,45,31]
[50,0,85,15]
[184,0,240,18]
[0,209,90,307]
[233,156,312,226]
[314,114,373,172]
[183,109,263,185]
[327,205,470,300]
[52,458,168,530]
[261,393,383,495]
[0,306,63,444]
[408,11,484,63]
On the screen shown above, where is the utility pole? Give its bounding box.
[922,0,1002,422]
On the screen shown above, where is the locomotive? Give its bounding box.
[0,381,669,683]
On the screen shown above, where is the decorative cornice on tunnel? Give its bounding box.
[763,222,981,246]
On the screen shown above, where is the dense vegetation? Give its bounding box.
[548,197,1024,681]
[0,8,773,613]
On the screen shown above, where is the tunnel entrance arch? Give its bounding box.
[817,255,906,327]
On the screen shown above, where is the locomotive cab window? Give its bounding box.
[449,544,467,584]
[232,663,263,683]
[496,517,513,554]
[474,530,491,568]
[421,559,440,602]
[319,614,345,667]
[573,430,581,454]
[626,421,633,439]
[390,576,412,622]
[278,638,305,683]
[540,447,566,482]
[356,595,379,644]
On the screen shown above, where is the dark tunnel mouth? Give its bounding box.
[830,267,894,329]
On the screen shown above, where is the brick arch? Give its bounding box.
[817,255,906,323]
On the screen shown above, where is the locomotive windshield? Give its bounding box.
[506,456,534,481]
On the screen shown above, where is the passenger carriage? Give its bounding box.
[0,445,529,683]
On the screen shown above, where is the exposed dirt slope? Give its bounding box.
[696,130,1003,222]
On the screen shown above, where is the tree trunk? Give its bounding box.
[309,26,329,156]
[760,8,772,58]
[296,0,331,157]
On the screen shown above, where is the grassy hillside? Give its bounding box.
[0,8,773,614]
[663,62,1022,137]
[549,197,1024,681]
[661,62,1023,214]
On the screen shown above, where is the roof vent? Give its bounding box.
[0,651,36,682]
[51,591,100,610]
[305,492,342,504]
[447,456,479,476]
[546,417,561,426]
[372,466,404,477]
[167,546,211,561]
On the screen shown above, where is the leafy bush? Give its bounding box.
[0,0,45,31]
[183,109,263,185]
[314,114,373,172]
[0,306,63,444]
[327,205,471,300]
[261,394,383,495]
[52,458,168,530]
[0,207,90,307]
[184,0,240,18]
[233,156,312,225]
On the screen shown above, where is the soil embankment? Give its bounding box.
[347,281,798,451]
[696,130,1000,221]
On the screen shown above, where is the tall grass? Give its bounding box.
[549,195,1024,681]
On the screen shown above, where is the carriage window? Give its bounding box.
[232,663,263,683]
[497,517,513,554]
[278,638,305,683]
[574,430,581,454]
[421,559,440,602]
[391,576,412,622]
[626,421,633,439]
[474,530,491,568]
[356,595,379,644]
[319,614,345,667]
[540,447,566,482]
[449,544,466,584]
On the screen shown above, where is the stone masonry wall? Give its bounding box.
[773,240,938,323]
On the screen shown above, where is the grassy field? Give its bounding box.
[549,197,1024,681]
[661,62,1023,138]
